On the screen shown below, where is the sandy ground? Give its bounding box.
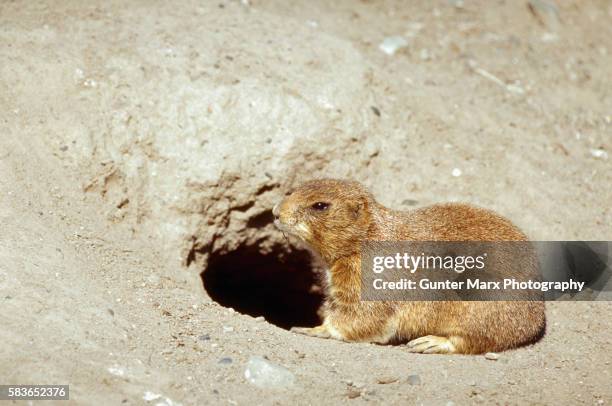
[1,1,611,405]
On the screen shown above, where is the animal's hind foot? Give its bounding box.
[290,325,331,339]
[406,335,457,354]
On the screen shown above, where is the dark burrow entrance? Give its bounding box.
[201,244,324,330]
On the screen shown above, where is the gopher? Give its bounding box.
[273,179,545,354]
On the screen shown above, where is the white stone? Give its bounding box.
[244,356,295,389]
[590,149,608,160]
[379,36,408,55]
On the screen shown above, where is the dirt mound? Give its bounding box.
[1,1,610,404]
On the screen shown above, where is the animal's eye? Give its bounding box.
[311,202,330,211]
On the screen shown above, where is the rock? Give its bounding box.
[406,374,421,385]
[244,356,295,389]
[143,392,161,401]
[452,168,462,177]
[107,366,125,377]
[222,326,234,333]
[590,149,608,160]
[346,388,361,399]
[541,32,558,43]
[198,334,210,341]
[219,357,233,365]
[419,49,431,61]
[379,36,408,55]
[343,380,365,389]
[142,392,181,406]
[485,352,500,361]
[376,376,398,384]
[527,0,560,31]
[401,199,419,206]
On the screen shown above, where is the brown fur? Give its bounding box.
[273,179,545,354]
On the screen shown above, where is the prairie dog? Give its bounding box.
[273,179,545,354]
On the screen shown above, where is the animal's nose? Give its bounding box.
[272,203,280,218]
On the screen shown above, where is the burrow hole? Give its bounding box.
[201,244,324,330]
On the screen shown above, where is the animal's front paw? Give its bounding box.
[406,335,456,354]
[290,325,331,339]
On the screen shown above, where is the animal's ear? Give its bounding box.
[349,199,366,219]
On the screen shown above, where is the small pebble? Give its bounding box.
[343,380,365,389]
[528,0,560,29]
[142,392,177,406]
[83,78,97,87]
[402,199,419,206]
[485,352,500,360]
[376,376,398,384]
[223,326,234,333]
[379,36,408,55]
[590,149,608,160]
[219,357,233,365]
[406,374,421,385]
[452,168,462,177]
[198,334,210,341]
[143,392,161,401]
[108,367,125,377]
[346,388,361,399]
